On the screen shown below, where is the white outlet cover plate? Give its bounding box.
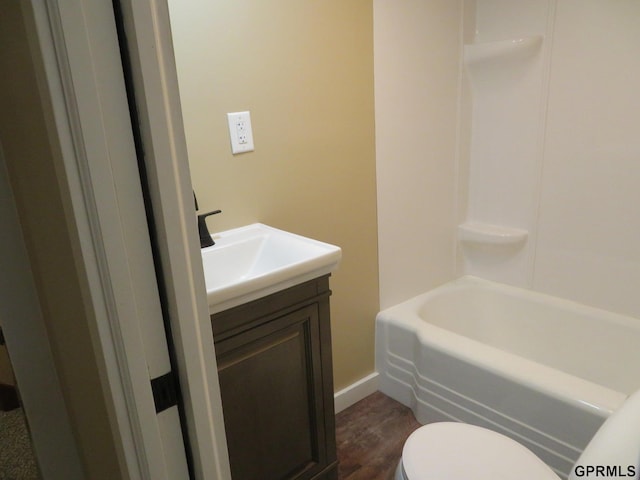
[227,111,255,154]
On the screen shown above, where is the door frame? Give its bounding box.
[18,1,231,478]
[112,1,231,479]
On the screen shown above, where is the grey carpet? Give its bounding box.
[0,408,39,479]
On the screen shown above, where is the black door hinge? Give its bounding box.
[150,371,178,413]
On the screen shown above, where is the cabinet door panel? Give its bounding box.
[217,305,326,480]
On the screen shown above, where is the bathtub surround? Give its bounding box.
[529,0,640,317]
[459,0,551,287]
[374,0,463,310]
[459,0,640,318]
[376,0,640,321]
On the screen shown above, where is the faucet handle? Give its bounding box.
[198,209,222,220]
[198,209,222,248]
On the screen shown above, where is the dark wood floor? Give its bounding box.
[335,391,421,480]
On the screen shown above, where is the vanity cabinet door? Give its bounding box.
[215,303,331,480]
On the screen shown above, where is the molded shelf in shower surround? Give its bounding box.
[458,222,528,247]
[464,35,543,66]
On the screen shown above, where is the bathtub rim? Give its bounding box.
[376,276,632,418]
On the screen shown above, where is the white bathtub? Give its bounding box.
[376,276,640,478]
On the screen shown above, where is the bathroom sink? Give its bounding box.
[201,223,342,313]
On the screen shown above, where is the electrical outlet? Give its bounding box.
[227,111,254,154]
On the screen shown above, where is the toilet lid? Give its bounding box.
[402,422,560,480]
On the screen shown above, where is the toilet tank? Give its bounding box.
[569,389,640,480]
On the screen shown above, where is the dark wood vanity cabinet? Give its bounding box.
[211,276,338,480]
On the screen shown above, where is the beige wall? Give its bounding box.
[374,0,463,309]
[0,3,124,478]
[168,1,379,390]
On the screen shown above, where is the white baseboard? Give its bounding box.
[333,372,379,414]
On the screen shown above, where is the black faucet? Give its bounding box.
[194,192,221,248]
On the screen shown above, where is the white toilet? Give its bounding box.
[395,389,640,480]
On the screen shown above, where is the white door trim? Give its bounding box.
[115,1,231,478]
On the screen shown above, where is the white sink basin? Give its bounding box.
[202,223,342,314]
